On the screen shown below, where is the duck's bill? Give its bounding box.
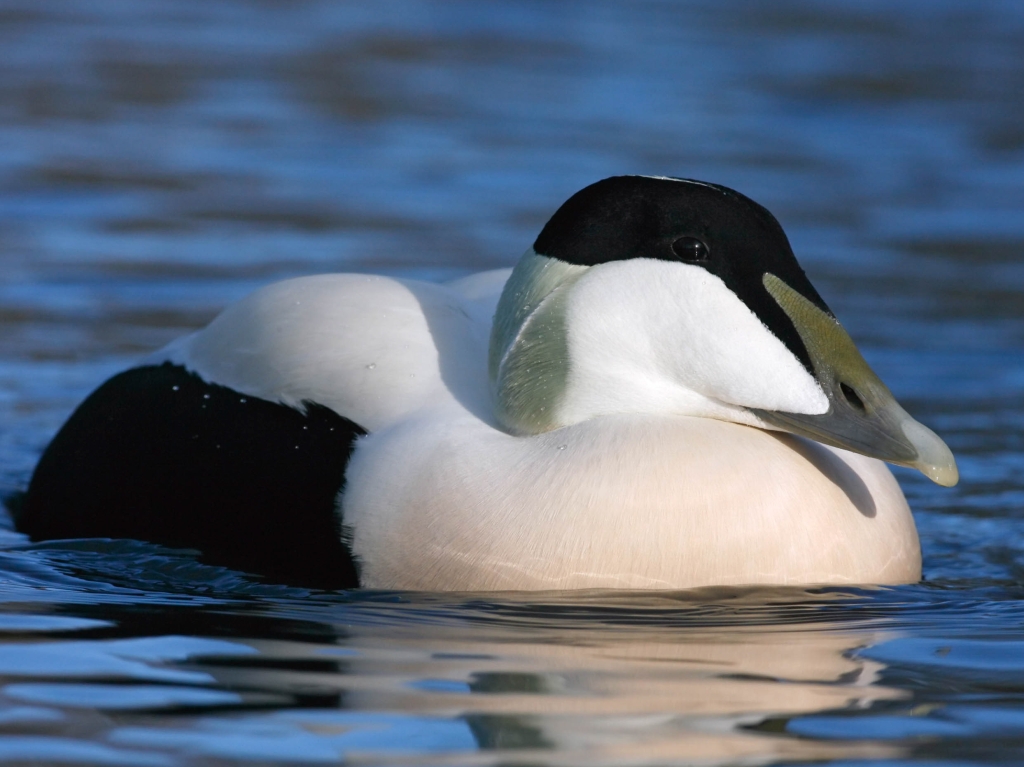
[754,274,959,487]
[752,399,958,487]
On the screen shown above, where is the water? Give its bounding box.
[0,0,1022,763]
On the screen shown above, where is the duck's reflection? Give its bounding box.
[4,588,909,764]
[338,624,899,760]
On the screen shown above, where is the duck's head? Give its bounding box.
[489,175,958,487]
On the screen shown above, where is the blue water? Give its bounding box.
[1,0,1023,763]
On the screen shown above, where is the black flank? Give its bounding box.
[17,362,365,589]
[533,175,833,374]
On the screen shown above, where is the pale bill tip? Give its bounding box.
[901,418,959,487]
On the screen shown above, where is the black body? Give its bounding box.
[17,363,364,588]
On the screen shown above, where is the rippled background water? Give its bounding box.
[0,1,1022,764]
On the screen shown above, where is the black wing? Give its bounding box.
[18,362,365,588]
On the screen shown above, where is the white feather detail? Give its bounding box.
[345,411,918,590]
[148,273,500,432]
[556,259,829,428]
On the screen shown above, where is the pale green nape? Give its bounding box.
[489,250,589,435]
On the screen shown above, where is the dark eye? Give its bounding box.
[670,236,709,262]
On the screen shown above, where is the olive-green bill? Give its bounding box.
[753,273,958,487]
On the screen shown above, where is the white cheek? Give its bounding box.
[563,260,828,419]
[668,274,827,413]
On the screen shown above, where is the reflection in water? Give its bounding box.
[3,540,1024,763]
[0,576,910,764]
[338,623,900,762]
[0,0,1023,764]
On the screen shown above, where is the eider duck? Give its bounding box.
[16,176,958,590]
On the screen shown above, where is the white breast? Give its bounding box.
[344,410,919,591]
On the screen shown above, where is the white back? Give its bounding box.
[152,273,503,432]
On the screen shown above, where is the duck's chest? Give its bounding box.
[342,414,920,591]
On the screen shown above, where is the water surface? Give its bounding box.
[1,1,1023,764]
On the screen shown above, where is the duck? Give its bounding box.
[15,175,958,590]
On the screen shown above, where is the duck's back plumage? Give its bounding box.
[159,272,501,432]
